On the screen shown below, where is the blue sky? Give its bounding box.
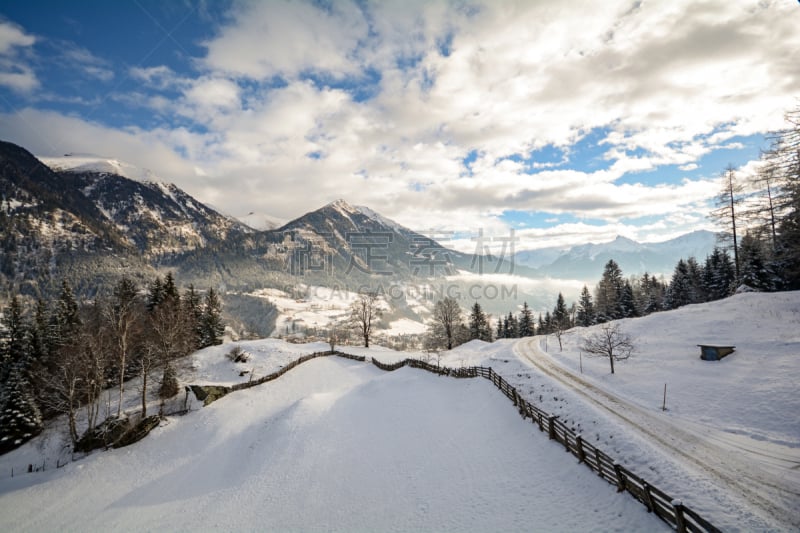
[1,0,798,250]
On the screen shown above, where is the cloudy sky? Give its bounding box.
[1,0,798,250]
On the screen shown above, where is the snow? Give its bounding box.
[0,358,662,532]
[40,155,158,182]
[1,291,798,530]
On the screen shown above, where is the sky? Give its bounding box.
[0,0,799,251]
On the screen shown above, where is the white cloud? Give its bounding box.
[201,0,369,80]
[0,19,38,92]
[0,19,35,54]
[3,0,800,247]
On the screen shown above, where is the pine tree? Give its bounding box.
[163,272,179,302]
[505,312,518,338]
[518,302,534,337]
[641,274,664,315]
[738,233,775,291]
[665,259,692,309]
[595,259,624,322]
[468,302,491,341]
[184,284,204,350]
[703,248,735,300]
[576,285,595,327]
[0,364,43,454]
[552,293,569,328]
[496,317,504,339]
[147,276,164,312]
[619,281,637,318]
[200,288,224,347]
[0,296,26,383]
[52,280,81,353]
[686,257,706,303]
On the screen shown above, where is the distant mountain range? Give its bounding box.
[516,231,719,280]
[1,139,717,305]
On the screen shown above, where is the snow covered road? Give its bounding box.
[515,336,800,530]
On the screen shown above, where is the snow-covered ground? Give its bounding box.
[0,357,663,531]
[1,291,798,531]
[248,285,429,339]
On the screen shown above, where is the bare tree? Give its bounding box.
[104,277,144,417]
[350,292,381,348]
[710,166,744,280]
[580,323,635,374]
[431,296,462,350]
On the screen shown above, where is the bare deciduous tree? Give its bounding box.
[431,296,462,350]
[580,323,635,374]
[710,166,744,280]
[350,292,381,348]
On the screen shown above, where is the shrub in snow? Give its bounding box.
[226,345,250,363]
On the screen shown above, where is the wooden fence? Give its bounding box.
[360,355,718,533]
[190,350,718,533]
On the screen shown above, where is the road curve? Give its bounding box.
[514,337,800,530]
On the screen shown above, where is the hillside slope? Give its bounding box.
[0,358,662,532]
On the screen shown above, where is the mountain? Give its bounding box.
[516,231,719,281]
[0,141,256,296]
[2,138,714,309]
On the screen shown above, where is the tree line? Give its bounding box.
[710,107,800,290]
[0,273,224,454]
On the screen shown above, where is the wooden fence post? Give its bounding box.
[642,482,655,513]
[672,499,687,533]
[594,449,604,477]
[575,434,585,463]
[548,415,557,440]
[613,462,626,492]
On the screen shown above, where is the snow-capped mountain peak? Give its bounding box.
[40,154,159,182]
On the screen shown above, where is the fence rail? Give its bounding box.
[187,349,718,533]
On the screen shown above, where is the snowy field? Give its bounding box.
[1,291,798,531]
[0,358,662,532]
[248,285,429,339]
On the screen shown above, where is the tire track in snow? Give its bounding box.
[514,337,800,530]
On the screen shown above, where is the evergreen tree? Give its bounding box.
[552,293,569,328]
[537,312,546,335]
[468,302,491,341]
[518,302,534,337]
[52,280,81,353]
[641,274,664,315]
[576,285,595,327]
[0,296,26,383]
[595,259,624,322]
[163,272,179,302]
[184,284,204,350]
[543,311,553,334]
[0,364,43,454]
[665,259,692,309]
[200,288,225,347]
[496,317,504,339]
[686,257,706,303]
[619,280,638,318]
[147,276,164,312]
[703,248,735,300]
[505,312,518,338]
[738,233,775,291]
